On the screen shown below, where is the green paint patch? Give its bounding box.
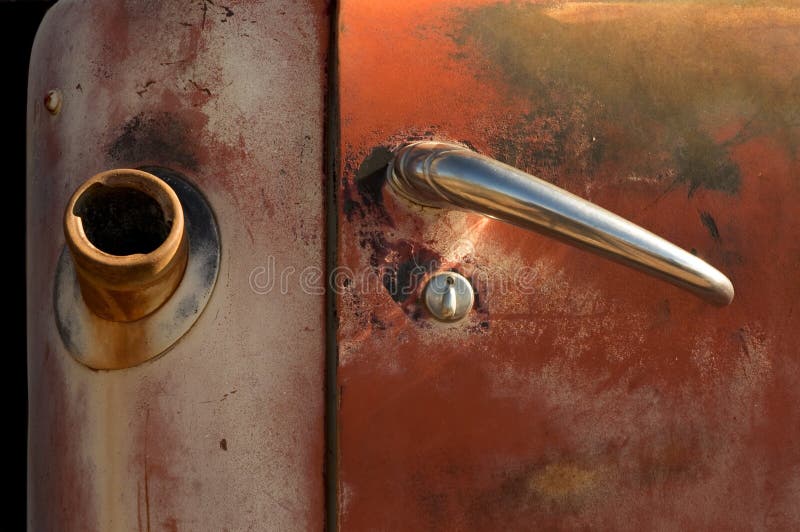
[455,2,800,194]
[675,131,741,196]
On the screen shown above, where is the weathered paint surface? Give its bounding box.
[337,1,800,530]
[27,0,328,530]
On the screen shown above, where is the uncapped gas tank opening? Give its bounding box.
[72,184,172,256]
[64,169,188,322]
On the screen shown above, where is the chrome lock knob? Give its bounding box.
[424,272,475,322]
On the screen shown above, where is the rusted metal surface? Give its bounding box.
[336,1,800,530]
[27,0,328,529]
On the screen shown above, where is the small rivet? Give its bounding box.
[44,89,62,115]
[424,272,474,322]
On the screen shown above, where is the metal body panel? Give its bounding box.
[336,1,800,529]
[27,1,328,529]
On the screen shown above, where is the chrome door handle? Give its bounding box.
[389,141,734,306]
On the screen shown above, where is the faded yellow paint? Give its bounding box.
[529,463,600,501]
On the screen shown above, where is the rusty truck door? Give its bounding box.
[334,1,800,529]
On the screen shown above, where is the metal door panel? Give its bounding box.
[27,1,328,529]
[336,1,800,529]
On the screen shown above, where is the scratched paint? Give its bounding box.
[337,1,800,530]
[27,1,328,530]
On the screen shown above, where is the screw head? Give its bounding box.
[44,90,62,115]
[424,272,474,322]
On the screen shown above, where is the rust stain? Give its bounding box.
[162,516,179,532]
[131,381,193,532]
[529,463,599,502]
[27,349,98,531]
[143,408,151,532]
[137,482,142,532]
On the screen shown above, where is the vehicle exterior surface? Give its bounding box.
[28,0,800,530]
[28,1,328,529]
